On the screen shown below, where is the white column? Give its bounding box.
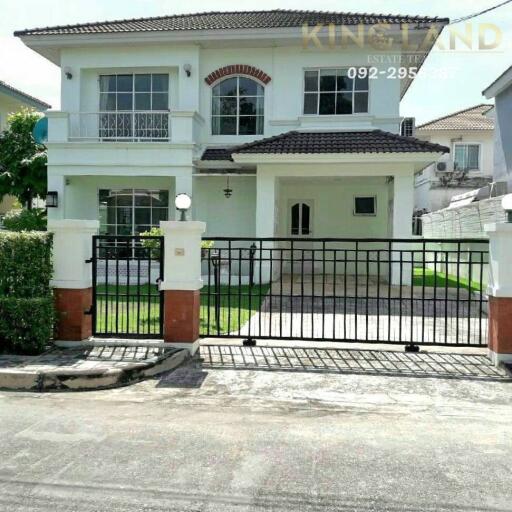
[46,174,66,221]
[256,171,276,237]
[159,221,206,291]
[255,171,276,284]
[48,219,99,289]
[391,174,414,285]
[159,220,206,354]
[392,174,414,238]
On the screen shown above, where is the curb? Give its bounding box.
[0,348,189,392]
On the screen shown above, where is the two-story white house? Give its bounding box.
[15,9,449,239]
[414,104,495,212]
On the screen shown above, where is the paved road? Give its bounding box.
[0,345,511,511]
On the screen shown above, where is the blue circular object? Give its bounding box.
[32,117,48,144]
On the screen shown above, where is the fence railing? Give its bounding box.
[200,237,489,347]
[92,235,164,338]
[69,111,170,141]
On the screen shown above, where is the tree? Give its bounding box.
[0,109,47,209]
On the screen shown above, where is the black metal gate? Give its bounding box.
[91,235,164,338]
[200,237,489,348]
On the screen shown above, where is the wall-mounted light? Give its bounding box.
[175,193,192,221]
[63,66,73,80]
[223,176,233,198]
[46,191,58,208]
[183,63,192,77]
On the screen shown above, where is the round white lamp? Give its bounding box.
[175,193,192,221]
[502,194,512,223]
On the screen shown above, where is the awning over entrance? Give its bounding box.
[199,129,449,164]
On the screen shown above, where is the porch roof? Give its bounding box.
[200,130,449,162]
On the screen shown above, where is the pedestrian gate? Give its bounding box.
[91,235,164,338]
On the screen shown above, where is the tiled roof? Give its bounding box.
[201,147,234,161]
[417,104,494,131]
[0,80,50,109]
[200,130,448,160]
[232,130,449,155]
[14,10,448,36]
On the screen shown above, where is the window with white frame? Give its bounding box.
[99,189,169,236]
[303,69,369,115]
[453,144,480,172]
[290,202,312,235]
[212,76,264,135]
[98,74,169,139]
[354,196,376,216]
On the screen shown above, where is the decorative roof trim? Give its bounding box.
[205,64,271,85]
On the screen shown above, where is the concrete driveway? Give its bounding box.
[0,342,511,511]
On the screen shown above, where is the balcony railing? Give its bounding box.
[68,111,171,142]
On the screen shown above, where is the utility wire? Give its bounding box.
[450,0,512,24]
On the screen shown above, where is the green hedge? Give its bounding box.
[0,231,52,297]
[0,231,53,354]
[2,208,47,232]
[0,297,54,354]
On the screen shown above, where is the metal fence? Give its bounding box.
[200,237,489,347]
[91,235,164,338]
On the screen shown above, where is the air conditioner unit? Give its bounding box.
[400,117,415,137]
[490,181,508,197]
[435,160,453,175]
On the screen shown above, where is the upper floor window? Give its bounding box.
[212,76,264,135]
[98,74,169,140]
[453,143,480,171]
[303,69,369,116]
[99,74,169,111]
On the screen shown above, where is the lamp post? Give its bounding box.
[175,193,191,221]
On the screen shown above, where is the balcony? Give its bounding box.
[46,110,203,145]
[69,111,171,142]
[45,110,204,172]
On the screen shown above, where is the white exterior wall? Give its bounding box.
[414,129,494,211]
[56,43,402,148]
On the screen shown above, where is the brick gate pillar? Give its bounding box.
[485,219,512,366]
[160,220,206,354]
[48,220,99,342]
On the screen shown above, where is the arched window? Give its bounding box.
[291,202,311,236]
[212,76,264,135]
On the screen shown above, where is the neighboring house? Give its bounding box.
[414,105,494,212]
[15,10,449,239]
[484,65,512,190]
[0,80,50,214]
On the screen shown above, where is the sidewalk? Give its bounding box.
[0,344,188,391]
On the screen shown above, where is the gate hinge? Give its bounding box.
[85,258,93,264]
[84,306,94,316]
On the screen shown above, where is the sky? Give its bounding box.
[0,0,511,124]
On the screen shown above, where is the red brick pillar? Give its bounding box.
[485,221,512,366]
[49,220,99,342]
[160,220,206,354]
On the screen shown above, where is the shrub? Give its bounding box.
[0,297,53,354]
[2,208,47,231]
[0,231,53,297]
[140,227,214,258]
[0,231,53,354]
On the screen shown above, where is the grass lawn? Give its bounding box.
[200,284,270,335]
[412,268,484,294]
[94,283,269,336]
[95,283,161,335]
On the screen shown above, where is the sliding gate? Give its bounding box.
[200,237,489,347]
[91,235,164,338]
